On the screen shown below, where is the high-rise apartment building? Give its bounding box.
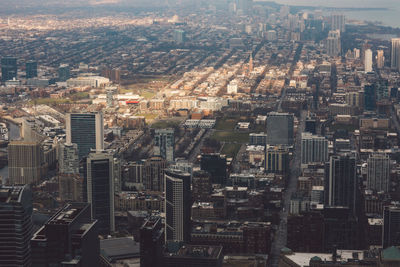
[367,153,390,193]
[266,112,294,146]
[331,14,345,32]
[58,173,83,202]
[391,38,400,71]
[377,50,385,69]
[1,57,17,82]
[154,129,174,163]
[31,203,99,266]
[265,145,289,174]
[144,156,166,192]
[58,64,70,82]
[0,185,33,266]
[364,48,373,73]
[326,30,341,57]
[25,60,37,79]
[165,169,191,242]
[301,133,329,165]
[192,170,212,202]
[140,216,165,267]
[325,154,357,213]
[86,151,115,234]
[8,141,44,185]
[173,29,185,44]
[58,142,79,174]
[66,112,104,159]
[383,205,400,248]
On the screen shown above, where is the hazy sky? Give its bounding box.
[263,0,397,8]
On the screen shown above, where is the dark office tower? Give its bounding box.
[383,205,400,248]
[325,154,357,214]
[266,112,294,146]
[26,60,37,79]
[323,207,360,251]
[31,203,99,266]
[1,57,17,82]
[0,185,33,267]
[192,170,212,202]
[87,151,115,235]
[367,153,390,193]
[144,156,166,192]
[140,216,164,267]
[58,64,70,82]
[305,117,317,134]
[66,112,104,159]
[364,84,376,111]
[165,169,191,242]
[154,129,175,163]
[200,154,227,185]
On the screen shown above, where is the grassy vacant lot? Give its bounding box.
[221,143,242,158]
[151,119,182,129]
[210,131,249,143]
[30,98,71,105]
[136,113,159,121]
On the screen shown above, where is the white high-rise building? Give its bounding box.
[367,153,390,193]
[364,49,373,73]
[391,38,400,71]
[164,169,191,242]
[301,132,329,165]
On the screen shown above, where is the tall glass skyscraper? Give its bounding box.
[0,185,33,266]
[26,60,37,79]
[1,57,17,82]
[154,129,175,162]
[86,151,115,235]
[165,169,191,242]
[66,113,104,159]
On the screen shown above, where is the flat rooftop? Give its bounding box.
[101,237,140,262]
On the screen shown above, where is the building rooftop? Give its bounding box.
[283,250,365,266]
[100,237,140,263]
[167,245,223,260]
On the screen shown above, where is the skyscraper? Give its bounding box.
[140,216,165,267]
[301,133,329,165]
[58,173,83,202]
[58,64,70,82]
[0,185,33,266]
[326,30,341,57]
[1,57,17,82]
[58,142,79,174]
[26,60,37,79]
[367,153,390,193]
[66,112,104,159]
[325,154,357,213]
[31,203,99,266]
[165,169,191,242]
[364,84,376,111]
[265,145,289,174]
[364,48,373,73]
[8,141,44,185]
[266,112,294,146]
[192,170,212,202]
[200,153,227,184]
[154,129,174,162]
[144,156,166,192]
[173,29,185,44]
[377,50,385,69]
[331,14,345,32]
[86,151,115,235]
[391,38,400,71]
[383,205,400,248]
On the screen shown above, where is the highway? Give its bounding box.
[269,110,306,266]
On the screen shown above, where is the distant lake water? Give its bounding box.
[258,0,400,28]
